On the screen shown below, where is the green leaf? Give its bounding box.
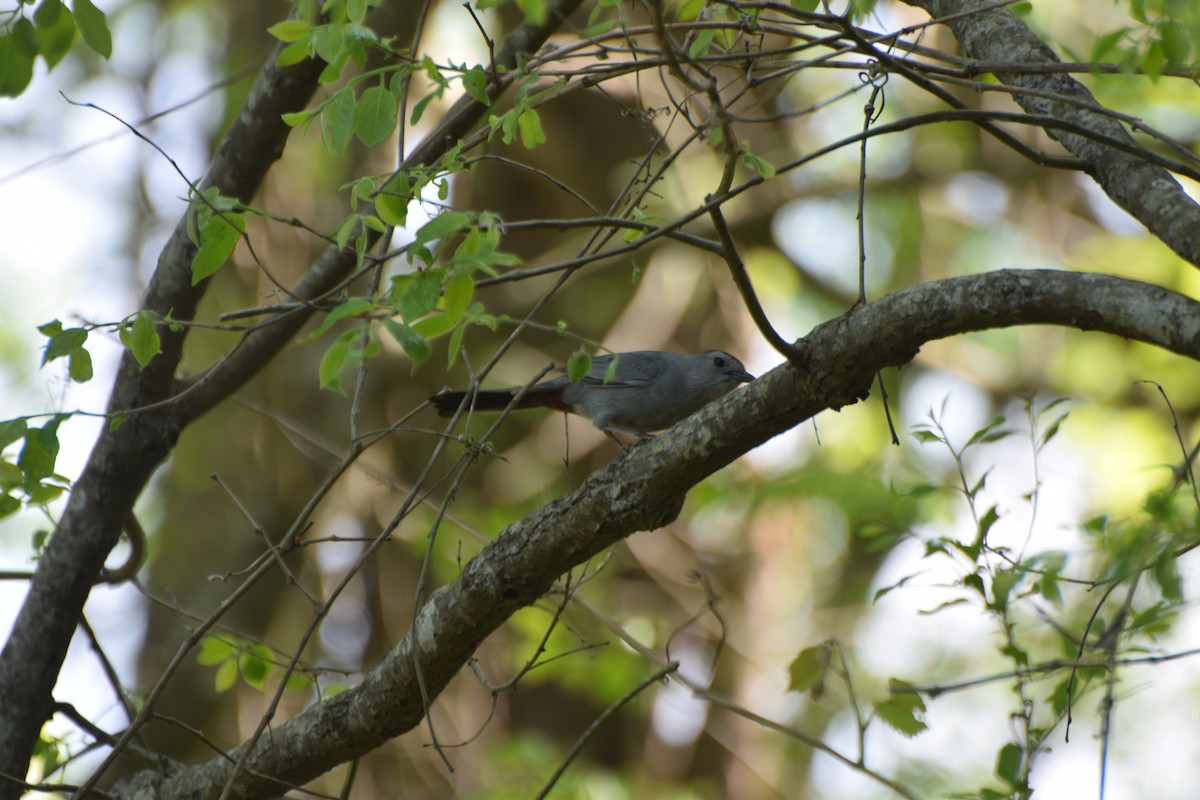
[239,648,272,690]
[281,108,318,129]
[741,144,776,179]
[12,16,38,54]
[376,173,411,226]
[462,65,490,104]
[962,571,986,598]
[689,29,715,59]
[791,0,820,10]
[307,297,375,341]
[346,0,368,24]
[990,567,1018,612]
[331,214,361,252]
[447,319,466,367]
[383,318,430,364]
[362,213,385,235]
[324,86,357,156]
[41,327,87,366]
[34,0,77,70]
[874,679,928,737]
[0,419,28,450]
[1142,39,1165,82]
[966,416,1011,447]
[1,461,21,492]
[1089,26,1129,64]
[1159,20,1190,67]
[191,211,245,284]
[26,483,64,505]
[516,107,545,149]
[977,504,999,545]
[0,494,20,519]
[285,671,312,691]
[1000,641,1029,668]
[37,319,63,337]
[412,210,472,254]
[409,90,438,125]
[1037,571,1062,606]
[1152,553,1183,602]
[1039,413,1066,448]
[787,642,831,694]
[1049,677,1074,715]
[412,313,456,340]
[1,459,24,490]
[34,0,65,28]
[215,659,239,693]
[603,356,619,384]
[397,269,444,321]
[0,29,36,97]
[72,0,111,58]
[319,681,348,701]
[119,312,161,369]
[995,742,1023,786]
[348,176,373,210]
[312,23,346,64]
[318,330,356,395]
[441,271,474,323]
[515,0,548,24]
[0,460,18,490]
[275,39,311,67]
[567,350,591,384]
[355,84,398,147]
[267,19,312,43]
[18,417,63,489]
[196,635,235,665]
[67,348,93,382]
[465,302,498,330]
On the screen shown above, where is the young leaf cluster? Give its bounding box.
[0,0,111,98]
[308,211,517,393]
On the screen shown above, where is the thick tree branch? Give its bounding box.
[902,0,1200,268]
[112,269,1200,799]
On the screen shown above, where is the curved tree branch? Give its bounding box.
[112,268,1200,799]
[901,0,1200,268]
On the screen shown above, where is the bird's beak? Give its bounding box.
[735,369,755,383]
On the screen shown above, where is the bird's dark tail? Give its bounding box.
[429,386,566,417]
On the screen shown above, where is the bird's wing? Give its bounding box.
[578,352,665,388]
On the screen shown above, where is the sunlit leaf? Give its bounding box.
[567,350,591,384]
[875,679,928,737]
[355,84,398,146]
[787,642,831,695]
[383,318,430,364]
[72,0,111,58]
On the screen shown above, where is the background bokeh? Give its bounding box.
[3,1,1200,797]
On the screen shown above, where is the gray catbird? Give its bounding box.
[430,350,755,437]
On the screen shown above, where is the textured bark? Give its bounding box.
[111,269,1200,799]
[901,0,1200,268]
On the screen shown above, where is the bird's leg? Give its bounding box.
[596,421,655,446]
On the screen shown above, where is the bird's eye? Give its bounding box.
[713,356,726,368]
